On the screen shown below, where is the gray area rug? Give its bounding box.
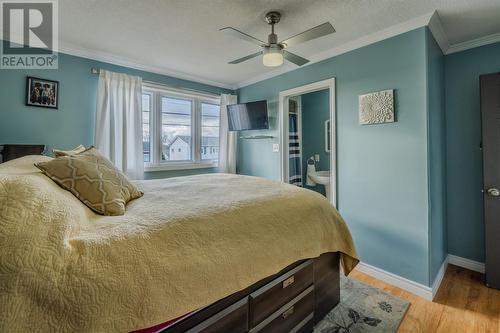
[314,276,410,333]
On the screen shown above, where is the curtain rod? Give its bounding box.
[90,68,223,98]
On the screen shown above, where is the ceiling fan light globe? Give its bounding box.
[263,46,283,67]
[263,53,283,67]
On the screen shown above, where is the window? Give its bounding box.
[142,84,220,170]
[161,97,192,162]
[201,102,220,161]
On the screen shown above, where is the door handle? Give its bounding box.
[487,188,500,197]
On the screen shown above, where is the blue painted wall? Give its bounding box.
[0,50,232,179]
[301,89,330,196]
[1,27,495,283]
[445,41,500,262]
[238,28,431,285]
[426,29,447,282]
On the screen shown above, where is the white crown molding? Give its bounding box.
[427,11,450,54]
[235,11,435,89]
[446,31,500,55]
[447,254,485,273]
[355,261,433,301]
[58,42,236,90]
[56,25,500,90]
[4,9,498,90]
[0,28,235,89]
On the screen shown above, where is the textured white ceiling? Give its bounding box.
[59,0,500,88]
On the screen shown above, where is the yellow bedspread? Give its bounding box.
[0,156,358,332]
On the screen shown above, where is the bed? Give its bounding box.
[0,154,358,332]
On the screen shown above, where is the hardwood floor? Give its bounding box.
[349,264,500,333]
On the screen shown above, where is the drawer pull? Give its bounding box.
[282,275,295,288]
[282,306,294,319]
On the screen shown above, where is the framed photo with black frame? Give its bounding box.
[26,77,59,109]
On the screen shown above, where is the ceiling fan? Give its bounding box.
[220,11,335,67]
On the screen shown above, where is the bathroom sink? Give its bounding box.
[307,170,331,201]
[309,170,330,185]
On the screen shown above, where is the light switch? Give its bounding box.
[315,154,320,162]
[273,144,279,152]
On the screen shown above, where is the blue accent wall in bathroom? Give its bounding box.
[445,41,500,263]
[237,28,431,285]
[0,50,232,179]
[301,89,330,196]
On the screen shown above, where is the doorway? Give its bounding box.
[480,72,500,289]
[278,79,336,206]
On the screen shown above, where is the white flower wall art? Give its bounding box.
[359,89,394,125]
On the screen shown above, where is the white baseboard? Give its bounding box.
[355,255,485,302]
[447,254,485,273]
[355,262,433,301]
[431,258,448,299]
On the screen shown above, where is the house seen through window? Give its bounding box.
[142,84,220,170]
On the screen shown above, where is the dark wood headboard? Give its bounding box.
[0,144,46,163]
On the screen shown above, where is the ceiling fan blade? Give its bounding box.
[228,51,263,64]
[283,51,309,66]
[280,22,335,48]
[220,27,266,47]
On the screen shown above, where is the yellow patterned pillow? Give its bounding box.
[35,147,143,216]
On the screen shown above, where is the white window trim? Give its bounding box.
[142,83,220,171]
[145,162,218,172]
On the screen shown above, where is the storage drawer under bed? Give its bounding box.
[161,254,339,333]
[250,285,314,333]
[249,260,313,326]
[185,297,248,333]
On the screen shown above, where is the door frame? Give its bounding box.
[278,78,337,206]
[288,95,303,186]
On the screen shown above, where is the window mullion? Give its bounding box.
[193,98,200,163]
[155,91,162,165]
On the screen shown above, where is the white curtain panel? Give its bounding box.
[95,70,144,179]
[218,94,238,173]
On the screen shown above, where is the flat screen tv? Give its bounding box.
[227,100,268,131]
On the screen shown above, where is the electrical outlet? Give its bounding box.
[272,144,279,152]
[315,154,320,162]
